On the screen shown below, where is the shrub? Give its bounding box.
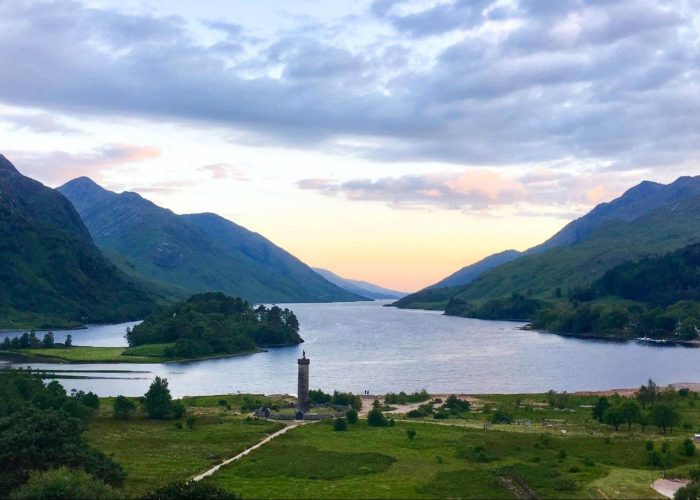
[333,418,347,431]
[142,480,239,499]
[173,403,186,419]
[491,410,512,424]
[407,409,423,418]
[682,438,696,457]
[113,396,136,420]
[674,482,700,500]
[186,416,196,430]
[558,449,567,460]
[346,409,358,424]
[367,407,388,427]
[9,467,115,500]
[406,429,416,441]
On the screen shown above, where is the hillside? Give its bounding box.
[59,178,365,304]
[0,155,156,327]
[427,249,522,289]
[312,268,406,299]
[454,194,700,303]
[395,176,700,310]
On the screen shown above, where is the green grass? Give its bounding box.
[206,419,698,499]
[85,402,284,495]
[122,343,175,357]
[9,344,260,363]
[13,346,171,363]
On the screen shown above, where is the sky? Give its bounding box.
[1,0,699,292]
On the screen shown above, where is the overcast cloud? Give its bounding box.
[0,0,697,173]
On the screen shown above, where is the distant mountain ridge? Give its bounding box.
[0,155,156,327]
[312,268,407,300]
[59,177,366,304]
[395,175,700,309]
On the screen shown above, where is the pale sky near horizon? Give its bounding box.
[2,0,700,292]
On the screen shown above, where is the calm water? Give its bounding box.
[3,301,699,397]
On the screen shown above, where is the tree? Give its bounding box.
[638,379,658,408]
[346,409,358,424]
[142,480,240,500]
[113,396,136,420]
[9,467,115,500]
[42,332,55,348]
[406,429,416,441]
[0,406,125,492]
[603,406,625,431]
[333,417,347,431]
[367,407,388,427]
[64,335,72,348]
[618,399,642,431]
[592,397,610,422]
[674,482,700,500]
[650,403,681,434]
[144,377,174,420]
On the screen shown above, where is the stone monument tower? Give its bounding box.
[297,350,310,411]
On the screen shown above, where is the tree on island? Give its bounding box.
[64,334,72,347]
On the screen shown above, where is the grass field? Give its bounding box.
[206,419,698,499]
[81,391,700,498]
[8,344,260,363]
[85,398,285,495]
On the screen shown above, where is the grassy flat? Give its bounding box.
[206,419,689,499]
[85,400,285,495]
[7,344,261,363]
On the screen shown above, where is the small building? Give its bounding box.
[254,407,271,418]
[695,434,700,444]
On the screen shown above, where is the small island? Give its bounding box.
[1,292,303,363]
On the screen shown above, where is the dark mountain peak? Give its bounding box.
[0,154,19,174]
[59,177,115,213]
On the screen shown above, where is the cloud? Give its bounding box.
[5,144,160,185]
[0,112,80,134]
[298,167,636,213]
[0,0,698,174]
[198,163,248,181]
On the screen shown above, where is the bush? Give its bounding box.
[682,438,696,457]
[186,416,196,430]
[674,482,700,500]
[491,410,513,424]
[367,407,388,427]
[346,409,358,424]
[113,396,136,420]
[173,403,186,419]
[333,417,347,431]
[142,480,239,499]
[406,429,416,441]
[9,467,115,500]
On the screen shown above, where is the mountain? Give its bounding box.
[58,177,366,304]
[396,175,700,310]
[312,268,406,300]
[0,155,156,327]
[428,250,522,289]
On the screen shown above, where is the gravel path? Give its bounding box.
[652,479,690,499]
[192,422,309,482]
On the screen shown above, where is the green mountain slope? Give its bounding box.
[58,178,366,304]
[0,155,156,327]
[455,194,700,303]
[396,176,700,310]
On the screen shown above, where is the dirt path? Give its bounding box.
[651,479,690,499]
[192,422,309,482]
